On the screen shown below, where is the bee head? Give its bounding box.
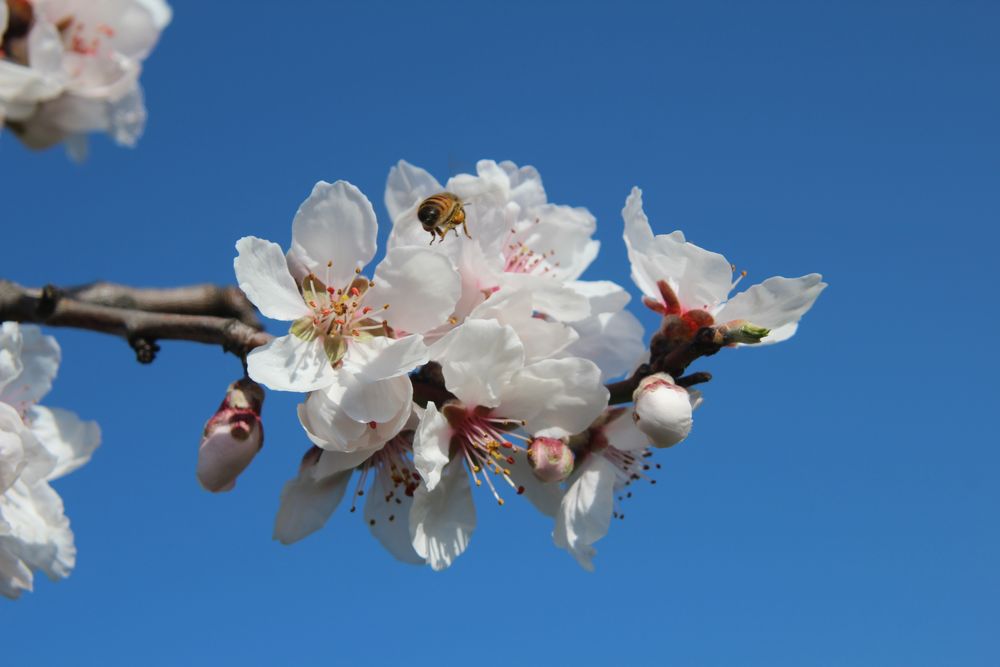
[417,203,439,229]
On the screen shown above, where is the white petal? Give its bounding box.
[497,160,547,210]
[233,237,307,321]
[25,406,100,481]
[0,404,26,494]
[410,459,475,571]
[499,358,609,435]
[340,373,413,425]
[0,322,23,397]
[364,467,424,565]
[289,181,378,286]
[565,310,646,382]
[344,335,428,382]
[385,160,443,223]
[0,480,76,581]
[468,287,578,364]
[367,247,461,334]
[297,381,367,451]
[715,274,827,344]
[553,456,617,571]
[429,320,524,408]
[0,324,60,407]
[569,280,632,315]
[246,334,335,392]
[272,467,352,545]
[496,273,591,323]
[623,188,733,310]
[412,403,451,491]
[602,412,650,452]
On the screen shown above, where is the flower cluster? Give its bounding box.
[0,322,100,598]
[0,0,171,158]
[233,160,826,570]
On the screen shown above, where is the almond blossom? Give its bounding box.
[0,322,99,599]
[623,187,827,346]
[0,0,171,157]
[409,319,608,570]
[384,159,600,327]
[234,180,461,443]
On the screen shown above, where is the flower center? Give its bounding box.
[290,262,392,366]
[442,403,527,506]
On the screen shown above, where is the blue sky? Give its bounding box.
[2,0,998,664]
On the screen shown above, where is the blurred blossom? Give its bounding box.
[0,322,99,599]
[0,0,171,158]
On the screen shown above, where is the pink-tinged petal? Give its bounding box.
[247,334,335,392]
[233,237,307,322]
[429,320,524,408]
[410,459,476,571]
[517,204,599,280]
[385,160,443,223]
[367,247,461,334]
[412,403,451,491]
[289,181,378,286]
[365,467,425,565]
[345,335,428,382]
[565,310,646,382]
[499,358,608,436]
[273,468,352,545]
[341,373,413,425]
[25,406,100,481]
[553,456,617,571]
[715,274,827,344]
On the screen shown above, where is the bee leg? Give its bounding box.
[462,218,472,239]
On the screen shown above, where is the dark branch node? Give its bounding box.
[130,337,161,364]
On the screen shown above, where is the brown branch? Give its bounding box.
[606,327,725,405]
[0,280,271,362]
[60,281,262,329]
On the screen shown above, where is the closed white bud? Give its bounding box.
[527,436,575,483]
[631,373,693,448]
[197,378,265,493]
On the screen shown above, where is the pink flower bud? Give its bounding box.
[527,436,575,483]
[197,378,265,493]
[631,373,693,448]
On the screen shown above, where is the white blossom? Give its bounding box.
[234,180,461,447]
[273,431,424,566]
[623,187,826,345]
[0,322,99,599]
[409,319,608,570]
[0,0,171,156]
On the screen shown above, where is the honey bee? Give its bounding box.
[417,192,471,244]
